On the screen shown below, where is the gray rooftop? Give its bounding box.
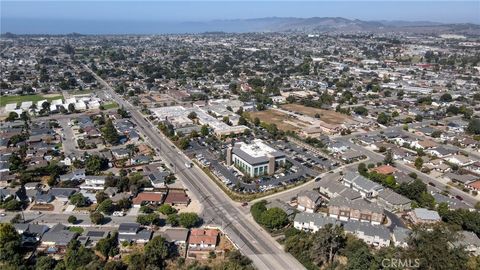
[343,220,391,241]
[412,208,441,221]
[344,171,383,192]
[378,189,411,205]
[329,196,383,214]
[294,212,341,228]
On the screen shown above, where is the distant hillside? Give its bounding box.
[1,17,479,35]
[197,17,480,35]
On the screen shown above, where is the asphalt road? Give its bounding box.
[0,212,137,226]
[84,65,306,270]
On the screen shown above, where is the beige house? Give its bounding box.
[328,197,384,225]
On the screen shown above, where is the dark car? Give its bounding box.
[428,182,436,187]
[455,195,464,201]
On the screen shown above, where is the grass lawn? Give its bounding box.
[102,102,119,110]
[68,226,84,234]
[0,94,63,107]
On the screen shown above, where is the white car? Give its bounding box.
[112,211,126,217]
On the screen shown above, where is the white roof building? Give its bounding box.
[36,99,48,108]
[20,101,33,110]
[5,103,17,112]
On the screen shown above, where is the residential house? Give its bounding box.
[328,197,384,225]
[297,190,322,213]
[425,147,457,158]
[38,223,78,254]
[146,171,169,188]
[344,220,391,248]
[111,148,130,160]
[132,192,165,207]
[59,169,86,182]
[188,229,219,250]
[444,172,478,185]
[316,177,362,201]
[409,208,441,224]
[451,231,480,256]
[342,171,383,199]
[376,189,411,212]
[157,228,189,245]
[163,190,190,206]
[293,212,340,232]
[444,154,475,167]
[371,165,398,175]
[118,223,152,244]
[392,226,411,248]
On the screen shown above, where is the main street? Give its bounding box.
[84,65,306,270]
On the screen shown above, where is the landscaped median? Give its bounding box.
[193,159,310,202]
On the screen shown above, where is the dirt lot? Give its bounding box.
[247,109,309,132]
[30,204,54,211]
[281,103,354,125]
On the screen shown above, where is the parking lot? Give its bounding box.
[186,138,325,193]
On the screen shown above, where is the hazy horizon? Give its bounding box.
[1,1,479,34]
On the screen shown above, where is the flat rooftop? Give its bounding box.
[237,139,279,158]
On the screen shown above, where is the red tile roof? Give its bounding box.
[132,192,164,205]
[164,191,190,205]
[189,229,219,245]
[372,165,398,175]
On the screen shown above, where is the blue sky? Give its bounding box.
[1,1,479,34]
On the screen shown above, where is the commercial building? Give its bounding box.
[226,139,286,177]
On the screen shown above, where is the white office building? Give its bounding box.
[226,139,286,177]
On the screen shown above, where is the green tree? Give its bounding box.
[260,207,288,230]
[63,239,98,270]
[357,163,368,177]
[158,204,176,215]
[178,212,200,228]
[95,191,108,205]
[144,236,169,267]
[95,232,119,259]
[69,193,89,207]
[187,111,197,120]
[35,256,57,270]
[250,200,267,223]
[85,155,108,174]
[166,213,179,226]
[406,225,469,270]
[467,118,480,135]
[97,199,114,215]
[90,212,104,225]
[377,112,391,125]
[178,137,190,150]
[5,112,18,121]
[67,103,76,113]
[440,93,453,102]
[310,224,346,267]
[102,119,119,145]
[67,215,77,224]
[415,156,424,170]
[200,125,209,137]
[0,223,22,266]
[353,106,368,116]
[253,117,260,126]
[136,213,159,225]
[383,150,394,165]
